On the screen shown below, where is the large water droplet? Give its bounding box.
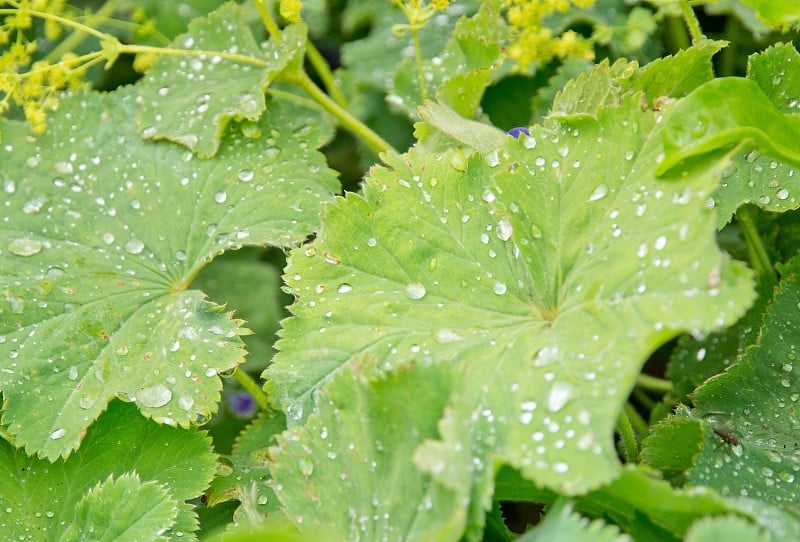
[138,384,173,408]
[49,428,66,440]
[124,238,145,255]
[8,237,43,256]
[404,282,427,300]
[238,169,254,182]
[533,346,560,367]
[546,382,574,412]
[587,185,608,202]
[497,216,513,241]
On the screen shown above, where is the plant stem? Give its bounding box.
[44,0,121,63]
[664,14,690,53]
[235,369,270,411]
[677,0,704,45]
[305,40,348,108]
[636,373,673,394]
[617,407,639,463]
[737,204,775,278]
[252,0,284,42]
[632,387,656,411]
[411,27,428,101]
[119,43,269,67]
[291,71,396,155]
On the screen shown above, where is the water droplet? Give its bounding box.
[238,169,254,182]
[366,237,377,247]
[523,135,537,149]
[8,237,43,256]
[435,329,463,343]
[481,188,496,203]
[138,384,173,408]
[337,283,353,294]
[493,281,507,295]
[124,238,145,255]
[214,190,228,203]
[22,195,46,214]
[533,346,560,367]
[178,394,195,411]
[449,149,467,171]
[497,216,513,241]
[485,150,500,167]
[777,188,790,200]
[588,185,608,202]
[49,428,66,440]
[67,366,78,381]
[170,340,181,352]
[102,232,115,245]
[546,382,574,412]
[298,457,314,477]
[404,283,427,300]
[654,235,667,250]
[553,462,569,473]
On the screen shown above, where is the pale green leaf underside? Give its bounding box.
[0,401,215,540]
[269,94,754,494]
[270,361,468,540]
[0,88,338,459]
[687,256,800,505]
[136,2,305,158]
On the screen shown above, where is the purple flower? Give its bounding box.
[228,392,256,418]
[507,126,530,139]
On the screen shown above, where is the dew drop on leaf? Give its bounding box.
[7,237,43,257]
[587,184,609,202]
[546,382,574,412]
[337,283,353,294]
[496,216,513,241]
[404,282,427,300]
[137,384,173,408]
[123,238,145,255]
[49,428,66,440]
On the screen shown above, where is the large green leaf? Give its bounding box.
[516,500,628,542]
[686,255,800,505]
[135,2,306,158]
[268,89,754,496]
[270,359,469,540]
[0,88,338,460]
[0,401,216,540]
[736,0,800,27]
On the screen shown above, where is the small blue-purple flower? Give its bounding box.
[228,392,256,418]
[507,126,530,139]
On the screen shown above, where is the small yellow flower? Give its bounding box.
[280,0,303,23]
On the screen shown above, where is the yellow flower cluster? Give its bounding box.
[503,0,596,70]
[279,0,303,23]
[392,0,452,35]
[0,0,87,136]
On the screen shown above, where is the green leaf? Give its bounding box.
[640,414,705,477]
[685,515,768,542]
[735,0,800,27]
[206,409,286,524]
[270,360,469,540]
[0,88,338,459]
[0,401,216,540]
[710,43,800,226]
[656,77,800,177]
[391,1,507,119]
[550,58,637,116]
[60,474,177,542]
[135,3,306,158]
[269,93,755,496]
[630,40,725,102]
[517,499,629,542]
[686,255,800,505]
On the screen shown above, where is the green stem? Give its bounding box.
[252,0,283,42]
[738,204,775,277]
[632,387,656,411]
[678,0,704,44]
[411,27,428,101]
[306,40,348,108]
[119,43,268,67]
[617,407,639,463]
[234,369,270,411]
[664,14,690,53]
[292,71,396,155]
[716,16,739,76]
[44,0,122,63]
[636,373,673,394]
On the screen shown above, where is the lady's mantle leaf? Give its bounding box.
[136,2,306,158]
[0,401,216,540]
[735,0,800,27]
[270,360,468,540]
[708,43,800,226]
[686,515,768,542]
[0,89,338,460]
[60,474,177,542]
[269,95,754,494]
[687,255,800,505]
[517,499,629,542]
